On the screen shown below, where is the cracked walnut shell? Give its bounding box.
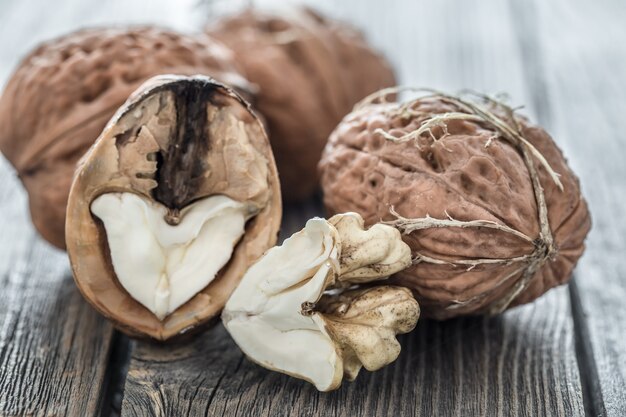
[319,90,591,319]
[66,75,281,340]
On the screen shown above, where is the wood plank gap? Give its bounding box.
[100,332,132,417]
[569,278,607,417]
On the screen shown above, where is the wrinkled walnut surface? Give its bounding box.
[319,93,591,319]
[66,75,281,340]
[0,27,247,248]
[208,8,396,201]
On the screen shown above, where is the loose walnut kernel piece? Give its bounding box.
[222,212,419,391]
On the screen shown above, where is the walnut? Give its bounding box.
[0,27,248,249]
[66,75,281,340]
[319,89,591,319]
[207,7,396,201]
[223,212,418,391]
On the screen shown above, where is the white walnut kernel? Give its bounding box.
[91,193,254,320]
[222,212,418,391]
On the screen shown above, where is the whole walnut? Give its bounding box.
[208,8,396,201]
[0,27,248,249]
[319,91,591,319]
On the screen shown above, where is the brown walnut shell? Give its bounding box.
[66,75,281,340]
[319,93,591,319]
[0,27,248,249]
[208,8,396,201]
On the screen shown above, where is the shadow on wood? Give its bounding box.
[121,286,583,417]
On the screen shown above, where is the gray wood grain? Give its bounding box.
[0,156,116,416]
[529,0,626,415]
[120,1,587,416]
[0,1,201,416]
[122,288,585,417]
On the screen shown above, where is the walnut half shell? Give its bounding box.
[66,75,281,340]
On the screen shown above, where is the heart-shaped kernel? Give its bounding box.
[91,193,254,320]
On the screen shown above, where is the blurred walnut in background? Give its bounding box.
[207,7,396,201]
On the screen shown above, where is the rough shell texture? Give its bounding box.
[66,75,281,340]
[208,8,396,201]
[0,27,247,248]
[319,95,591,319]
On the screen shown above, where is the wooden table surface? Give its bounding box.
[1,0,625,416]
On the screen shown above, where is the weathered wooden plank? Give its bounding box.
[122,286,583,417]
[528,0,626,415]
[121,1,586,416]
[0,5,124,411]
[0,156,115,416]
[0,1,207,416]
